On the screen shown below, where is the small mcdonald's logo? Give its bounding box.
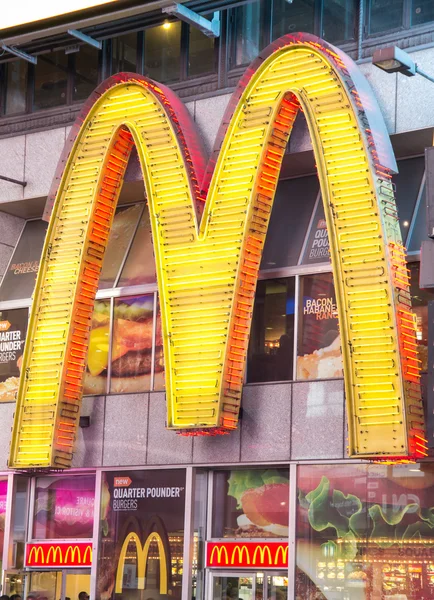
[207,542,288,569]
[26,542,92,567]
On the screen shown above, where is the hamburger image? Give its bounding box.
[84,295,164,395]
[227,470,289,538]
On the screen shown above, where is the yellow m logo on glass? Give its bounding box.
[115,532,168,594]
[9,32,425,468]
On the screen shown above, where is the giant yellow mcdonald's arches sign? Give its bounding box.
[9,33,426,468]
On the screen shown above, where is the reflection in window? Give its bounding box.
[297,463,434,599]
[301,198,330,265]
[5,61,27,115]
[212,469,289,538]
[393,157,425,243]
[272,0,315,40]
[0,478,7,572]
[84,299,110,395]
[192,471,207,599]
[297,273,342,380]
[99,204,143,290]
[410,262,434,371]
[322,0,356,42]
[408,182,426,252]
[9,477,29,569]
[368,0,404,34]
[412,0,434,25]
[118,205,157,286]
[33,475,95,539]
[247,278,295,383]
[153,301,165,391]
[145,22,181,83]
[110,294,154,393]
[33,51,68,110]
[73,45,100,101]
[232,1,261,67]
[111,33,137,73]
[189,20,216,77]
[261,176,319,269]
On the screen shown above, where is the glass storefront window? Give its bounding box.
[296,463,434,599]
[410,261,434,371]
[393,157,425,243]
[84,299,110,396]
[153,301,165,391]
[5,60,27,115]
[272,0,315,40]
[322,0,356,42]
[231,1,261,67]
[117,205,157,286]
[189,19,216,77]
[110,294,154,393]
[300,198,330,265]
[144,22,181,83]
[412,0,434,25]
[192,471,208,600]
[212,469,289,538]
[247,278,295,384]
[297,273,342,381]
[0,477,7,570]
[73,45,100,102]
[261,176,319,270]
[368,0,404,34]
[98,470,185,600]
[33,51,68,111]
[28,571,62,600]
[111,33,137,73]
[32,475,95,540]
[0,308,28,403]
[408,181,426,253]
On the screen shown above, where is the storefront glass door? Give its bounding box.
[211,572,288,600]
[25,570,91,600]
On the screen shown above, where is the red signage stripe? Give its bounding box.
[206,542,288,569]
[25,542,93,567]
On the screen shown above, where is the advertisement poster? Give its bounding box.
[0,220,47,302]
[33,476,95,539]
[212,469,290,539]
[301,200,331,265]
[296,464,434,600]
[97,470,186,600]
[296,273,342,380]
[0,308,28,402]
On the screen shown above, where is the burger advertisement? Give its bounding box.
[0,308,28,402]
[84,294,164,395]
[296,464,434,599]
[33,475,95,539]
[97,470,185,600]
[214,469,289,538]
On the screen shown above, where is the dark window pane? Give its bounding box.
[231,1,261,67]
[322,0,356,42]
[410,261,434,371]
[0,308,28,403]
[408,182,426,252]
[247,277,295,383]
[33,51,68,110]
[297,273,342,380]
[118,206,157,286]
[84,299,110,396]
[393,157,425,243]
[33,475,95,539]
[145,22,181,83]
[368,0,404,34]
[301,198,331,265]
[261,176,319,269]
[0,220,47,302]
[272,0,315,40]
[110,294,154,393]
[412,0,434,25]
[212,469,289,538]
[99,204,143,290]
[5,61,27,115]
[189,20,216,77]
[73,44,99,101]
[111,32,137,73]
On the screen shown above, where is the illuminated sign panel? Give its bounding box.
[25,542,92,567]
[206,542,288,569]
[115,532,168,594]
[9,33,426,468]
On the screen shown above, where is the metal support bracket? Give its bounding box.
[1,44,37,64]
[0,175,27,187]
[67,29,102,50]
[162,5,220,38]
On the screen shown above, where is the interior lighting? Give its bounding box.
[163,21,171,30]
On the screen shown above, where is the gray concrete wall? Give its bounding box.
[0,212,25,283]
[2,44,434,210]
[0,379,345,469]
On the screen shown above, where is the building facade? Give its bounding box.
[1,1,434,599]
